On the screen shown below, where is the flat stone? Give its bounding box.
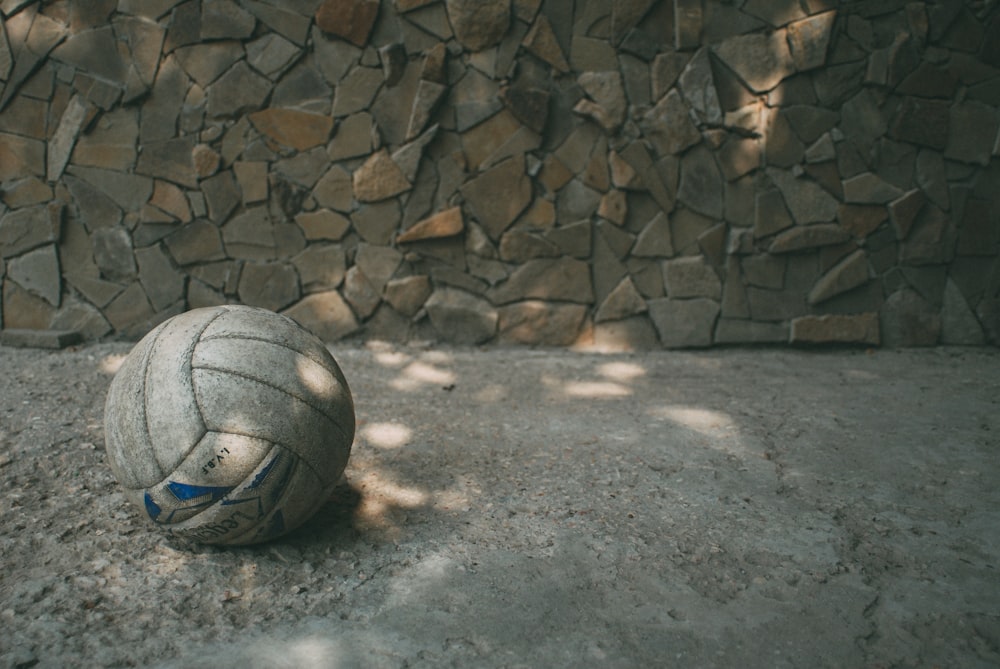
[328,113,375,161]
[342,266,380,319]
[313,165,353,212]
[353,149,411,203]
[1,177,51,209]
[490,256,594,305]
[446,0,509,52]
[392,124,438,183]
[135,244,185,311]
[7,243,60,307]
[783,105,840,144]
[221,206,274,260]
[92,227,137,281]
[764,108,805,168]
[941,279,986,345]
[101,281,159,337]
[632,212,673,258]
[384,275,431,316]
[674,0,702,49]
[741,254,785,289]
[880,288,940,347]
[545,220,592,259]
[889,97,949,150]
[50,25,126,84]
[522,13,569,72]
[842,172,905,205]
[678,47,721,125]
[315,0,379,47]
[838,204,886,240]
[333,66,384,117]
[570,35,618,72]
[0,203,61,259]
[713,30,794,93]
[648,297,719,348]
[201,171,241,223]
[201,0,256,39]
[576,71,627,131]
[945,100,999,167]
[404,78,447,141]
[888,189,925,241]
[662,256,721,300]
[241,0,310,45]
[640,89,702,156]
[46,94,90,181]
[248,109,333,152]
[499,230,560,263]
[786,10,835,71]
[598,190,627,226]
[0,132,46,181]
[398,206,463,243]
[136,136,198,188]
[351,199,401,245]
[238,261,300,311]
[460,156,532,240]
[174,41,243,87]
[295,209,350,241]
[228,161,265,206]
[915,149,949,210]
[379,43,408,86]
[497,300,587,346]
[808,249,869,305]
[206,62,272,118]
[246,33,301,79]
[501,85,549,135]
[767,168,838,224]
[282,290,359,342]
[0,328,83,349]
[594,276,647,323]
[652,52,688,102]
[714,318,788,344]
[769,223,850,254]
[719,136,761,180]
[425,287,498,344]
[677,145,723,219]
[790,313,879,345]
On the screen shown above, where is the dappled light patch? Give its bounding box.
[99,353,126,375]
[361,421,412,450]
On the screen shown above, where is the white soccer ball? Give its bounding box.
[103,305,355,545]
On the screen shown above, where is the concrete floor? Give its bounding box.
[1,342,998,668]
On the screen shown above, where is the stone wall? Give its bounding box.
[1,0,998,348]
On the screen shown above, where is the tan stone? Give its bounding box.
[192,144,221,178]
[598,190,627,226]
[296,209,351,241]
[398,207,464,243]
[790,313,879,345]
[249,108,334,151]
[352,149,411,202]
[315,0,379,48]
[522,14,569,73]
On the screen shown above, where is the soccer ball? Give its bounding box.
[103,305,355,546]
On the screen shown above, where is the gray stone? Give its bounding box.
[591,315,660,351]
[238,262,300,311]
[522,13,569,72]
[648,297,719,348]
[678,47,721,125]
[174,41,243,87]
[425,287,498,344]
[742,254,785,290]
[50,25,126,84]
[295,209,350,241]
[7,243,60,307]
[842,172,905,205]
[100,281,156,336]
[282,290,360,341]
[632,212,673,258]
[641,89,701,156]
[674,0,702,49]
[714,318,788,344]
[406,79,447,141]
[292,244,345,293]
[384,275,431,316]
[941,279,986,345]
[662,256,721,300]
[0,328,84,349]
[808,249,870,305]
[206,62,272,118]
[392,124,438,184]
[888,189,925,241]
[136,137,198,189]
[677,146,723,219]
[713,30,794,93]
[769,224,850,254]
[764,109,805,168]
[889,97,949,150]
[0,132,44,182]
[915,150,950,210]
[92,227,137,282]
[594,276,646,323]
[68,166,152,213]
[592,226,629,304]
[342,266,380,319]
[202,0,256,40]
[754,188,795,239]
[881,288,941,347]
[790,313,880,346]
[490,256,593,305]
[499,230,560,263]
[545,220,592,259]
[0,203,61,259]
[570,35,618,73]
[328,113,376,161]
[804,133,836,164]
[355,244,403,294]
[313,165,353,212]
[652,52,688,102]
[945,100,999,167]
[246,33,301,80]
[497,300,587,346]
[461,156,532,240]
[576,70,627,131]
[501,85,550,135]
[767,168,838,224]
[446,0,509,52]
[223,207,275,260]
[351,200,401,246]
[47,94,90,181]
[782,105,839,144]
[241,0,310,45]
[135,244,185,311]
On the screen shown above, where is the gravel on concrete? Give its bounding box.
[1,341,998,668]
